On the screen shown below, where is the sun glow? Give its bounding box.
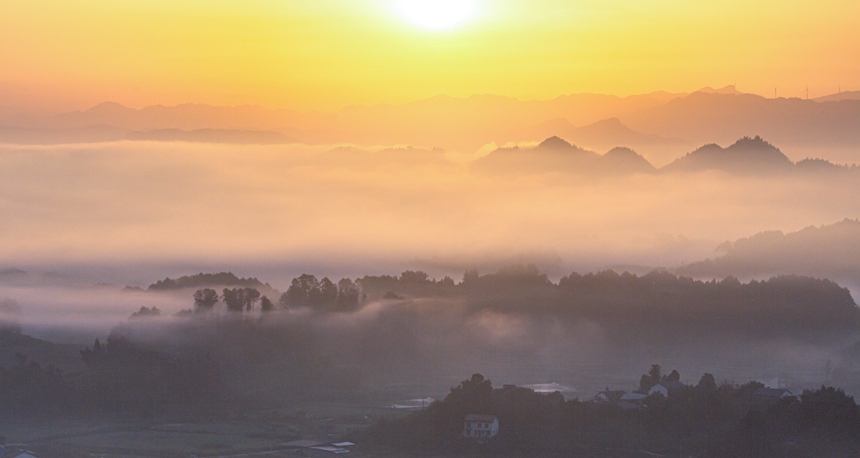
[394,0,478,30]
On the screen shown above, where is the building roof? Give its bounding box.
[310,446,350,454]
[283,440,326,448]
[653,381,686,392]
[593,390,626,402]
[620,392,647,401]
[754,387,794,398]
[465,414,497,423]
[0,449,38,458]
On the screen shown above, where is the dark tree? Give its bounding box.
[222,288,243,312]
[281,274,319,308]
[220,287,261,312]
[664,369,680,382]
[314,277,338,308]
[400,270,430,283]
[193,288,219,311]
[697,373,718,391]
[130,306,161,319]
[336,278,361,310]
[639,364,662,392]
[260,295,275,312]
[462,269,479,285]
[243,288,261,311]
[799,386,860,441]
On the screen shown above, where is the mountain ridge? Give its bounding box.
[4,89,860,159]
[475,135,850,176]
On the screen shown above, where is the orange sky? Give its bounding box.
[2,0,859,113]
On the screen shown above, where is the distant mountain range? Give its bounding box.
[475,135,852,176]
[621,91,860,149]
[662,136,793,174]
[524,117,677,151]
[814,90,860,103]
[2,86,860,156]
[473,136,655,175]
[678,219,860,288]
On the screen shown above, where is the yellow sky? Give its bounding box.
[2,0,859,113]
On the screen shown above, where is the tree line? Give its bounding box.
[368,370,860,457]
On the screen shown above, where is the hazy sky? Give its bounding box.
[2,0,859,113]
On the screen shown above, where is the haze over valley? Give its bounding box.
[3,0,860,455]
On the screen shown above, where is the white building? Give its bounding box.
[463,414,499,440]
[753,387,796,401]
[648,381,686,397]
[0,446,38,458]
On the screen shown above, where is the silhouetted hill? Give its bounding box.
[43,102,328,133]
[0,330,86,372]
[814,90,860,102]
[678,219,860,287]
[148,272,278,297]
[124,128,295,144]
[0,102,329,144]
[526,117,675,150]
[474,136,658,176]
[0,267,28,281]
[337,92,684,151]
[601,147,657,174]
[0,124,126,144]
[472,137,597,174]
[7,89,860,154]
[696,85,743,95]
[795,157,845,172]
[622,92,860,148]
[662,136,794,174]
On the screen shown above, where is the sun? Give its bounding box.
[394,0,479,30]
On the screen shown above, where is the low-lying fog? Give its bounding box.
[2,140,859,398]
[1,141,858,280]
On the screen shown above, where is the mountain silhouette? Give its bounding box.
[662,136,794,174]
[5,89,860,154]
[11,102,328,143]
[813,90,860,103]
[679,219,860,287]
[601,147,657,174]
[695,85,743,95]
[336,92,683,151]
[795,157,844,172]
[0,124,126,144]
[527,117,675,151]
[473,136,657,176]
[622,91,860,148]
[473,137,597,175]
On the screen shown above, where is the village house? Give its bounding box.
[463,414,499,441]
[592,389,626,403]
[591,389,647,409]
[0,437,37,458]
[282,439,354,456]
[753,387,796,402]
[0,447,37,458]
[648,380,686,397]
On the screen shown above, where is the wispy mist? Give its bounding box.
[1,141,857,282]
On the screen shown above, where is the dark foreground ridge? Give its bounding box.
[1,267,860,456]
[368,371,860,457]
